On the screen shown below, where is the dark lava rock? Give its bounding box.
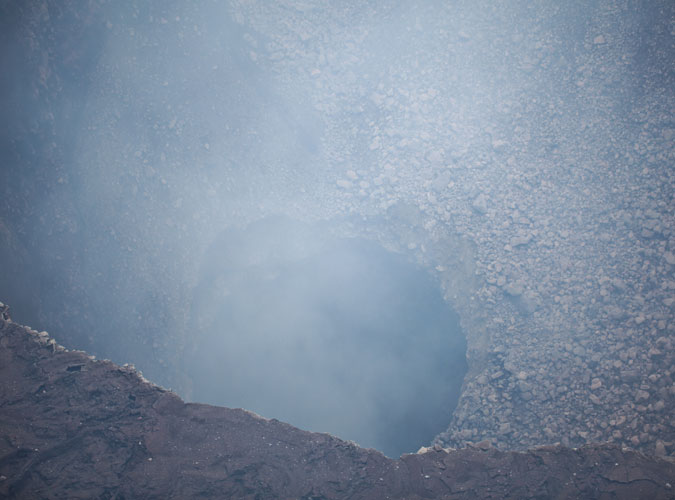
[1,309,674,499]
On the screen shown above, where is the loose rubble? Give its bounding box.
[1,0,673,464]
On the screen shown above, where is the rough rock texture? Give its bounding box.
[1,0,674,463]
[1,308,674,499]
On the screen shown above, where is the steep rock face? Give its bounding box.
[1,307,673,499]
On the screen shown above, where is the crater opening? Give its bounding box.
[187,217,467,458]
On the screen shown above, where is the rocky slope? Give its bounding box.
[1,305,674,499]
[1,0,674,466]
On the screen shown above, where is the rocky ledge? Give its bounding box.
[1,305,673,499]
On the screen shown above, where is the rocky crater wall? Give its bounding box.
[0,0,673,462]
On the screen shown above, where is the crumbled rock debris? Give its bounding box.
[0,0,673,469]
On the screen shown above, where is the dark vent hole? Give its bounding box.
[187,218,467,458]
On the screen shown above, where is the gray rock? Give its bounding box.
[664,251,675,266]
[635,389,650,402]
[510,234,531,247]
[504,282,524,297]
[498,422,512,435]
[611,279,627,292]
[517,380,533,394]
[605,305,627,319]
[518,291,539,315]
[655,440,667,456]
[648,347,663,358]
[433,170,453,192]
[621,370,641,383]
[475,439,492,450]
[472,193,488,214]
